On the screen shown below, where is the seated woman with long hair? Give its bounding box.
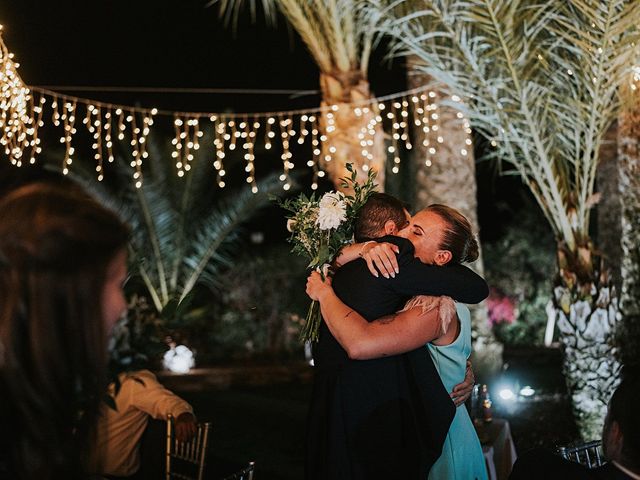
[307,204,488,480]
[0,182,130,479]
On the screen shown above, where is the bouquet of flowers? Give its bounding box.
[280,164,377,342]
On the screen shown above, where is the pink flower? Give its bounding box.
[487,288,516,325]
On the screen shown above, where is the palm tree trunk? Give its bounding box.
[618,92,640,318]
[596,124,623,293]
[319,71,386,192]
[408,70,502,376]
[553,244,621,440]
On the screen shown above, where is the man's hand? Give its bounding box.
[175,412,197,442]
[450,360,475,407]
[362,242,400,278]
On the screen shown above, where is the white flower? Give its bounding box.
[286,219,297,232]
[316,192,347,230]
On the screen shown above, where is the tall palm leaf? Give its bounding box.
[211,0,387,191]
[372,0,640,438]
[73,134,282,320]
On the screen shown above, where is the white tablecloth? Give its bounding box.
[476,418,518,480]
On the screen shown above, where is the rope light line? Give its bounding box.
[29,84,435,118]
[32,85,321,96]
[0,27,473,191]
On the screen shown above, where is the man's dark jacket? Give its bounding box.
[306,236,489,480]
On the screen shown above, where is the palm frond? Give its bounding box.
[212,0,378,74]
[373,0,640,251]
[208,0,279,28]
[179,173,283,302]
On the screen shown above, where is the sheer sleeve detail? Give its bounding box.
[400,295,457,337]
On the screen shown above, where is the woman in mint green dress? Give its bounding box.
[306,204,489,480]
[425,301,487,480]
[394,295,487,480]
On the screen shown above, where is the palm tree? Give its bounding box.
[212,0,387,191]
[407,71,502,375]
[372,0,640,439]
[618,81,640,320]
[73,135,282,320]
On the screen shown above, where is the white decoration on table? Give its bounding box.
[163,344,195,374]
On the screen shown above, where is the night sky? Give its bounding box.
[0,0,405,112]
[0,0,543,243]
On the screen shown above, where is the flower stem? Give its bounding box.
[300,300,321,343]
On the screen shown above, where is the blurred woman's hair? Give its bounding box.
[0,182,130,479]
[425,204,479,264]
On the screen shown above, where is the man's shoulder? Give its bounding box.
[117,369,159,390]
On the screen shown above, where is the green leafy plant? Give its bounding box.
[483,199,556,346]
[73,135,283,325]
[198,244,309,362]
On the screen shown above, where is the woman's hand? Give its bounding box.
[306,271,333,302]
[361,242,400,279]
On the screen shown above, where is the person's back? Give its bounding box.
[315,236,430,368]
[87,369,195,477]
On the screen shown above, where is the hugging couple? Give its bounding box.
[305,193,489,480]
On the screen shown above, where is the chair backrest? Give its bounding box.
[166,414,212,480]
[221,461,256,480]
[557,440,605,468]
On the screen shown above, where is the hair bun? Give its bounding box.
[464,236,480,263]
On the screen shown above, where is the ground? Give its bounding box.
[165,346,581,480]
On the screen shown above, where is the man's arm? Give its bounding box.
[390,260,489,304]
[338,237,488,303]
[125,370,197,440]
[451,361,475,407]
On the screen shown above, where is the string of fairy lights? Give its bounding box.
[0,27,473,192]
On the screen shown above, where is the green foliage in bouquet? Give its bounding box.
[279,163,378,342]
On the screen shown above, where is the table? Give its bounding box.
[475,418,518,480]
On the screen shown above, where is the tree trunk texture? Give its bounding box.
[617,95,640,318]
[553,245,621,440]
[319,71,386,193]
[407,70,502,376]
[596,123,623,293]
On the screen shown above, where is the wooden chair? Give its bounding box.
[557,440,605,468]
[166,414,212,480]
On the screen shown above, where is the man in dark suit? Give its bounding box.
[509,376,640,479]
[306,193,489,480]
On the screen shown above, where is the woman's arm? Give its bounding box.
[306,271,444,360]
